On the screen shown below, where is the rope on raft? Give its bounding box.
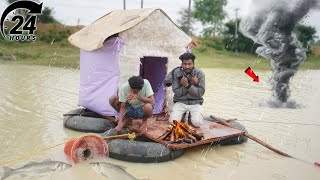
[0,133,137,166]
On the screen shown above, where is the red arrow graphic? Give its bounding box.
[245,67,259,82]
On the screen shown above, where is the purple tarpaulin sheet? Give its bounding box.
[78,37,168,116]
[78,37,122,116]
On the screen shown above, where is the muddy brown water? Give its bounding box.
[0,63,319,180]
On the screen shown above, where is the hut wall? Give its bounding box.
[118,10,191,112]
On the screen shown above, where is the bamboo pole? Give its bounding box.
[210,115,292,157]
[210,115,320,167]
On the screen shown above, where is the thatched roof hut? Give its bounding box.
[68,8,193,116]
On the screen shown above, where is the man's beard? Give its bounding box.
[183,68,192,75]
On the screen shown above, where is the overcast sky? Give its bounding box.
[0,0,319,37]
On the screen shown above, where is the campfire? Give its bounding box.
[158,120,204,144]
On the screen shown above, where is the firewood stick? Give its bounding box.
[180,122,195,134]
[210,115,291,157]
[186,133,197,142]
[170,130,175,142]
[192,132,204,140]
[158,130,171,140]
[172,120,178,126]
[183,139,193,144]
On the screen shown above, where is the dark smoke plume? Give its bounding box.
[240,0,320,108]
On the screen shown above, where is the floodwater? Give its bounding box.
[0,63,319,180]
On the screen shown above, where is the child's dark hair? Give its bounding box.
[179,53,196,63]
[128,76,144,90]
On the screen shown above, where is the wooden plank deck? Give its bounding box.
[138,116,245,150]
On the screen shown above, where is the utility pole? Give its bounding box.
[235,8,240,53]
[187,0,191,35]
[141,0,143,8]
[123,0,126,10]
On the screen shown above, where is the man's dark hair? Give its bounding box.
[128,76,144,90]
[179,52,196,63]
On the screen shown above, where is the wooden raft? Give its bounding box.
[125,116,245,150]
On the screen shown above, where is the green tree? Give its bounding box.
[295,24,317,48]
[193,0,227,37]
[177,8,195,35]
[37,7,59,23]
[222,19,259,53]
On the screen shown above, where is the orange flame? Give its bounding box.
[173,120,187,140]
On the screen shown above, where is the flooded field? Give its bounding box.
[0,63,319,180]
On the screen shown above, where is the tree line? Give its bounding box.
[5,0,319,52]
[178,0,319,54]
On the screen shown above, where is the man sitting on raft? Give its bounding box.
[167,52,205,127]
[109,76,154,134]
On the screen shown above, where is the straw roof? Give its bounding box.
[69,8,186,51]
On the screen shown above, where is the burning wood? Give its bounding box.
[157,125,173,140]
[157,120,204,144]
